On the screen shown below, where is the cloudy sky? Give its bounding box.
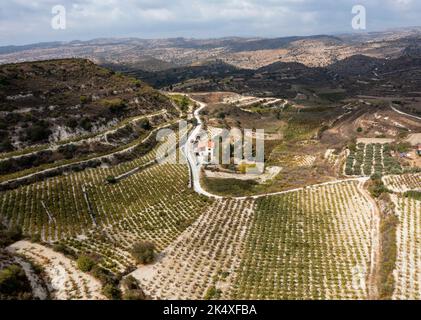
[0,0,420,46]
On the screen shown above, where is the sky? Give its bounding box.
[0,0,420,46]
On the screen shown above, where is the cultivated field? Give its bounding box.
[59,163,209,274]
[392,195,421,300]
[233,181,375,300]
[0,148,159,240]
[0,138,211,274]
[345,143,402,176]
[131,199,254,299]
[129,180,376,300]
[383,173,421,192]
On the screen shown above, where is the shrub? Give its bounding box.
[138,119,151,130]
[52,243,73,256]
[104,99,127,114]
[0,265,32,300]
[106,176,117,184]
[123,290,146,300]
[131,242,156,264]
[204,286,222,300]
[76,255,96,272]
[367,176,389,198]
[370,173,382,181]
[30,234,42,243]
[65,118,78,130]
[79,118,92,131]
[58,144,77,160]
[121,276,139,291]
[5,225,23,242]
[0,137,13,153]
[25,124,51,142]
[80,95,89,104]
[180,95,190,111]
[102,283,121,300]
[121,276,146,300]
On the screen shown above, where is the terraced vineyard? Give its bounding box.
[233,181,374,300]
[60,163,209,273]
[0,139,211,274]
[0,148,159,240]
[392,195,421,300]
[345,143,402,177]
[383,173,421,193]
[129,181,376,300]
[132,199,254,299]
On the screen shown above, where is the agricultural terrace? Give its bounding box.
[233,181,374,300]
[392,195,421,300]
[345,143,402,177]
[59,163,210,274]
[131,181,376,300]
[1,147,159,240]
[383,173,421,193]
[132,199,254,300]
[0,138,211,274]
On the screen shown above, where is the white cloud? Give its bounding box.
[0,0,420,45]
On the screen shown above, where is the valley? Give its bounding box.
[1,28,421,301]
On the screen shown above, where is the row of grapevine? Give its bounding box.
[0,148,159,240]
[0,129,213,275]
[131,199,255,299]
[61,163,210,273]
[383,173,421,193]
[232,181,374,300]
[392,195,421,300]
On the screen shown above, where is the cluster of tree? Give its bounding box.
[23,120,52,143]
[103,98,128,114]
[0,119,13,152]
[0,225,32,300]
[0,225,23,247]
[0,264,32,300]
[377,193,399,300]
[121,276,147,300]
[57,144,78,160]
[367,175,390,198]
[74,253,122,299]
[65,117,92,131]
[0,150,53,175]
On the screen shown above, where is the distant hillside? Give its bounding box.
[127,51,421,99]
[1,27,421,69]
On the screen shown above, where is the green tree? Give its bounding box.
[106,176,117,184]
[76,255,96,272]
[0,265,32,299]
[131,242,155,264]
[102,283,121,300]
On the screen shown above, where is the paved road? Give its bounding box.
[390,105,421,121]
[181,99,223,199]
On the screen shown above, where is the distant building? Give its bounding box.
[196,140,215,164]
